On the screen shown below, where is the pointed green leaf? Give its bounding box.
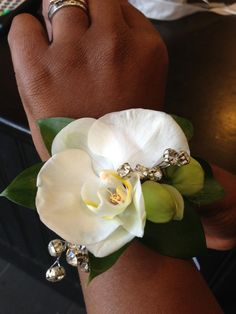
[140,200,206,259]
[171,114,194,141]
[0,163,44,209]
[187,157,225,205]
[38,117,75,154]
[88,242,131,283]
[187,178,224,206]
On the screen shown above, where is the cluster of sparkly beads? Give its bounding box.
[163,148,190,167]
[117,148,190,181]
[46,239,90,282]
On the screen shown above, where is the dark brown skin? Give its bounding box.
[7,0,234,312]
[199,165,236,250]
[8,0,168,158]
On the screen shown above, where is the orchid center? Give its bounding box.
[109,191,122,205]
[81,170,133,218]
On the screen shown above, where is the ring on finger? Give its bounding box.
[48,0,89,21]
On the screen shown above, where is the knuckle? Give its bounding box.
[97,29,131,62]
[143,34,169,63]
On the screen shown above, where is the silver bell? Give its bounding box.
[48,239,67,257]
[66,244,89,269]
[66,246,79,267]
[46,266,66,282]
[80,260,90,273]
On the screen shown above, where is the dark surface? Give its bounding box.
[155,13,236,174]
[0,7,235,314]
[0,255,86,314]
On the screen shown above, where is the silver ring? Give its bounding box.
[48,0,89,21]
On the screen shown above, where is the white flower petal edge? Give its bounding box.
[86,226,134,258]
[52,118,95,155]
[36,149,120,246]
[88,109,190,169]
[116,174,146,237]
[51,118,113,174]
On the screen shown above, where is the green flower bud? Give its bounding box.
[162,184,184,221]
[166,157,204,196]
[142,181,183,223]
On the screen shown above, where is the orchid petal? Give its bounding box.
[36,149,120,245]
[88,109,189,169]
[52,118,95,155]
[117,175,146,237]
[86,227,134,257]
[52,118,113,174]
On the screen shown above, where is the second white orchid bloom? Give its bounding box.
[36,109,189,257]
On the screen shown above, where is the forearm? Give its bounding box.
[79,241,223,314]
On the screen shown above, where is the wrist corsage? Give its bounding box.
[1,109,224,283]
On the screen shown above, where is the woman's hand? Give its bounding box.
[8,0,168,158]
[7,0,236,252]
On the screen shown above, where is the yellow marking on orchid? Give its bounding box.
[83,200,99,208]
[102,216,114,220]
[100,170,133,206]
[101,170,132,194]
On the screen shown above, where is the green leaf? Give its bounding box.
[194,156,214,178]
[0,163,44,209]
[171,114,194,141]
[38,117,75,154]
[140,200,206,259]
[88,243,130,283]
[187,157,225,206]
[187,178,225,206]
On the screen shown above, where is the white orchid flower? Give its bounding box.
[36,109,189,258]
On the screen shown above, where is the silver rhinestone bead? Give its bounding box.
[117,163,132,178]
[163,148,179,166]
[177,151,190,166]
[134,164,149,180]
[148,167,163,181]
[46,266,66,282]
[48,239,67,257]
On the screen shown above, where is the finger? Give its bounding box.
[44,10,53,41]
[8,14,48,72]
[43,0,90,42]
[121,2,157,32]
[89,0,126,30]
